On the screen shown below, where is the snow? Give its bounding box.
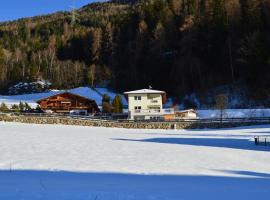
[67,87,103,105]
[163,97,174,108]
[181,84,251,109]
[0,122,270,199]
[124,89,165,94]
[95,87,128,106]
[8,80,52,95]
[198,109,270,119]
[0,91,62,108]
[0,87,127,108]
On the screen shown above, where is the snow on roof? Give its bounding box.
[124,89,166,94]
[0,87,129,108]
[35,87,104,105]
[67,87,103,105]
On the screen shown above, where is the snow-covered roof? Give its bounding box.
[124,89,166,94]
[0,87,128,108]
[67,87,103,105]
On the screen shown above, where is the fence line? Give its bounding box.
[254,136,270,146]
[1,112,270,124]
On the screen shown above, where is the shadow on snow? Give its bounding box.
[0,169,270,200]
[113,137,270,151]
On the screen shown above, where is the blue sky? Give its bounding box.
[0,0,98,22]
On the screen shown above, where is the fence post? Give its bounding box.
[254,137,258,145]
[171,124,177,130]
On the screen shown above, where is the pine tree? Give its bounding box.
[102,94,111,103]
[19,102,25,112]
[36,105,43,112]
[11,104,20,113]
[102,94,112,113]
[112,95,123,113]
[24,102,31,110]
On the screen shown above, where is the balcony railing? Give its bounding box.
[131,108,174,115]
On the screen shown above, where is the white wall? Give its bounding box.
[127,93,163,111]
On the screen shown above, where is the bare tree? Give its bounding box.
[215,94,228,122]
[87,64,96,87]
[90,28,102,62]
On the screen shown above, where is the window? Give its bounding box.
[134,96,141,100]
[134,106,141,110]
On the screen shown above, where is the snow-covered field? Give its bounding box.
[0,122,270,199]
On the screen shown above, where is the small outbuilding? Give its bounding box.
[36,92,99,114]
[175,109,198,119]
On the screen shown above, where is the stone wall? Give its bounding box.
[0,114,269,130]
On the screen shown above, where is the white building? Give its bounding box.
[124,89,174,120]
[175,109,198,119]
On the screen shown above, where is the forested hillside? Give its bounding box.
[0,0,270,101]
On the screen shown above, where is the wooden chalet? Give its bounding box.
[36,92,100,113]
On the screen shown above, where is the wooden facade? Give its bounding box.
[37,92,100,113]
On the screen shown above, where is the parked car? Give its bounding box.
[21,109,45,114]
[44,109,54,114]
[70,110,88,116]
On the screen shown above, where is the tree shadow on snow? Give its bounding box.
[0,169,270,200]
[184,124,270,131]
[113,137,270,151]
[215,170,270,178]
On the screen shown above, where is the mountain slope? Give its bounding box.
[0,0,269,103]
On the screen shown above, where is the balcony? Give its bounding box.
[131,108,174,116]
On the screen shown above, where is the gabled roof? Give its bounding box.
[36,91,97,103]
[34,87,103,104]
[68,87,103,105]
[124,89,166,94]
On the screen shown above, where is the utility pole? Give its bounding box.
[69,0,79,26]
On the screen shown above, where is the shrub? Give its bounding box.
[0,103,9,112]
